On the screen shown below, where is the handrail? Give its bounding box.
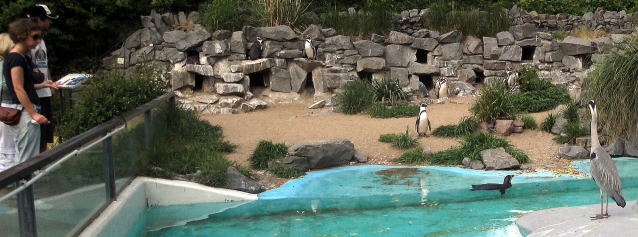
[0,92,175,188]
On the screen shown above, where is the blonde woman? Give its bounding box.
[0,33,15,171]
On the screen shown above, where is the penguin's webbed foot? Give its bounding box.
[589,214,608,220]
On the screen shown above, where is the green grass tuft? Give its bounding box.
[424,1,509,37]
[471,82,518,123]
[553,122,589,144]
[521,115,538,129]
[269,166,304,178]
[379,132,418,149]
[336,80,375,114]
[249,141,288,169]
[563,102,579,123]
[540,113,556,132]
[432,117,479,137]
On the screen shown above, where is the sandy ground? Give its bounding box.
[202,95,574,188]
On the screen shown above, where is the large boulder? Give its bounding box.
[288,63,308,92]
[226,167,264,194]
[301,24,324,41]
[495,120,514,136]
[408,62,439,75]
[496,31,515,46]
[353,40,385,57]
[439,43,462,60]
[509,23,536,40]
[288,139,355,169]
[480,147,520,170]
[411,38,439,51]
[258,25,297,41]
[385,45,416,67]
[270,156,310,172]
[605,138,625,157]
[202,40,231,57]
[482,37,499,59]
[385,31,415,44]
[269,68,292,92]
[499,45,522,61]
[625,136,638,157]
[326,35,354,50]
[231,58,273,74]
[390,67,410,87]
[356,57,386,72]
[559,36,595,56]
[463,36,483,55]
[215,83,244,95]
[230,31,246,54]
[438,30,463,43]
[449,81,476,96]
[176,25,211,51]
[184,64,215,76]
[558,145,589,159]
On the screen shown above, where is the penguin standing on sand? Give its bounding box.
[438,78,449,98]
[416,102,432,137]
[304,35,318,60]
[248,36,263,60]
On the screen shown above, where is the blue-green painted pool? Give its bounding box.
[132,158,638,237]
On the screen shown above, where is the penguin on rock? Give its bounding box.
[304,35,318,60]
[248,36,263,60]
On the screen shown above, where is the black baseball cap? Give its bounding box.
[26,4,59,19]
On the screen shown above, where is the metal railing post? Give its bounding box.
[103,137,116,200]
[144,109,153,149]
[17,180,37,237]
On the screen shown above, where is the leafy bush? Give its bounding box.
[379,131,418,149]
[269,166,304,178]
[517,0,635,15]
[563,103,579,123]
[57,63,166,140]
[257,0,310,32]
[432,117,479,137]
[398,132,529,165]
[552,29,568,41]
[320,1,394,38]
[249,140,288,169]
[199,0,263,31]
[195,156,233,187]
[553,122,589,144]
[367,103,419,118]
[424,1,510,37]
[371,79,410,106]
[521,115,537,129]
[517,66,551,92]
[540,113,556,132]
[336,80,375,114]
[511,87,571,113]
[471,83,517,123]
[583,34,638,140]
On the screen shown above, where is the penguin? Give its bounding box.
[248,36,263,60]
[438,78,449,99]
[471,175,514,195]
[416,102,432,137]
[507,71,519,91]
[304,35,318,60]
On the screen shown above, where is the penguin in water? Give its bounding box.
[471,175,514,195]
[438,78,449,98]
[416,102,432,137]
[304,35,318,60]
[248,36,263,60]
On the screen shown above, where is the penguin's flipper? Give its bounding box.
[428,119,432,132]
[499,189,506,195]
[415,116,420,136]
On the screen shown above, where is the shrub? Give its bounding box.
[249,140,288,169]
[320,1,394,38]
[517,66,551,92]
[432,117,479,137]
[257,0,311,32]
[553,122,589,144]
[511,86,571,113]
[552,29,568,41]
[570,25,608,40]
[471,82,517,123]
[269,166,304,178]
[371,79,410,106]
[424,1,509,37]
[336,80,375,114]
[517,0,635,15]
[379,131,418,149]
[199,0,263,31]
[540,113,556,132]
[57,63,166,140]
[583,34,638,140]
[521,115,537,129]
[563,102,579,123]
[367,103,419,118]
[195,156,233,187]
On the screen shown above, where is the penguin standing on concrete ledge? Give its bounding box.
[471,175,514,195]
[304,35,317,60]
[248,36,263,60]
[416,102,432,137]
[438,78,449,98]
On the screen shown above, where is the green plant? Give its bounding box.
[471,82,517,123]
[199,0,263,31]
[552,29,568,41]
[424,1,509,37]
[257,0,311,32]
[570,25,608,40]
[249,140,288,169]
[336,80,375,114]
[553,122,589,144]
[234,164,257,180]
[583,34,638,140]
[320,1,394,38]
[517,66,551,92]
[366,103,419,118]
[379,131,418,149]
[511,86,571,113]
[540,113,556,132]
[57,63,166,140]
[371,79,409,106]
[521,115,537,129]
[269,166,304,178]
[517,0,635,15]
[563,102,579,123]
[432,117,479,137]
[195,157,232,187]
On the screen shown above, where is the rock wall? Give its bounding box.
[103,7,635,114]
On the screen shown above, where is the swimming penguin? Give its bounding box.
[438,79,449,99]
[471,175,514,195]
[304,35,318,60]
[248,36,263,60]
[416,102,432,137]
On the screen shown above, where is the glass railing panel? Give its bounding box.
[0,192,20,237]
[32,140,107,236]
[112,112,146,194]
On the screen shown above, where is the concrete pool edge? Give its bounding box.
[515,200,638,236]
[79,177,257,237]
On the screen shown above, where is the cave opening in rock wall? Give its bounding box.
[186,50,199,64]
[521,46,536,61]
[419,74,434,90]
[473,68,485,84]
[580,55,593,69]
[416,49,428,63]
[305,73,314,91]
[357,71,373,81]
[248,70,269,91]
[194,74,204,91]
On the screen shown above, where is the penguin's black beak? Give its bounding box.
[588,100,596,110]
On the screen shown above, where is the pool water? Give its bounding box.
[133,158,638,237]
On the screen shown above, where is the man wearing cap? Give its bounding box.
[26,4,58,152]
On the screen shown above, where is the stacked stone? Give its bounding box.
[396,9,427,35]
[508,5,635,34]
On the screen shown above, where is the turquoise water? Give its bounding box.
[134,158,638,237]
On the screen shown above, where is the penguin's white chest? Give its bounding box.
[418,111,429,134]
[439,83,449,98]
[304,42,314,58]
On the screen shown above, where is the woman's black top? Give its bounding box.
[2,52,41,105]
